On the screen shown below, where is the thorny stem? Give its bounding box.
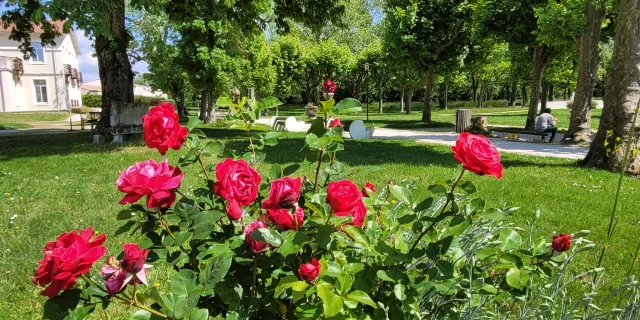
[409,169,465,253]
[313,148,325,192]
[82,275,169,319]
[252,257,258,298]
[197,154,211,181]
[239,113,258,166]
[597,97,640,274]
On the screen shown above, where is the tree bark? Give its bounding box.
[540,81,548,114]
[471,74,478,102]
[422,68,436,123]
[438,81,448,110]
[548,84,554,101]
[567,2,606,144]
[406,88,414,114]
[400,87,405,113]
[526,45,551,130]
[94,0,134,131]
[583,0,640,175]
[508,83,518,106]
[177,90,187,116]
[205,90,216,123]
[522,84,528,106]
[478,80,486,108]
[198,90,208,121]
[378,76,384,113]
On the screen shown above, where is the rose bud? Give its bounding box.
[552,233,572,252]
[267,207,304,231]
[329,118,344,128]
[298,258,321,282]
[227,200,244,221]
[362,182,376,197]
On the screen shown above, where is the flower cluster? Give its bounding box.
[101,244,152,295]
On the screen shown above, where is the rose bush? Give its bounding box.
[35,92,639,319]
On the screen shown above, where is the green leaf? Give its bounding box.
[342,225,370,248]
[188,309,209,320]
[506,268,524,290]
[306,133,331,149]
[43,289,82,320]
[428,184,448,194]
[346,290,376,308]
[317,283,344,318]
[186,117,202,132]
[393,283,406,300]
[171,270,197,297]
[481,208,509,221]
[117,209,135,220]
[459,181,476,194]
[270,164,283,180]
[335,98,363,114]
[131,310,163,320]
[499,228,522,252]
[282,164,301,176]
[215,97,233,107]
[337,274,354,294]
[250,228,283,247]
[202,141,225,157]
[274,275,299,298]
[343,263,364,274]
[173,231,192,247]
[258,96,283,109]
[389,185,412,205]
[64,305,94,320]
[316,225,334,250]
[280,231,311,257]
[199,252,233,291]
[307,118,327,137]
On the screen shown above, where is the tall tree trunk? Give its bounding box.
[526,45,550,130]
[548,84,554,101]
[567,2,606,144]
[444,81,448,110]
[478,80,486,108]
[471,74,478,102]
[540,81,549,114]
[378,75,384,113]
[205,90,216,123]
[508,83,518,106]
[584,0,640,174]
[94,1,134,131]
[198,90,208,121]
[406,88,414,114]
[178,90,187,116]
[400,87,405,113]
[422,68,436,123]
[438,81,448,110]
[522,84,528,106]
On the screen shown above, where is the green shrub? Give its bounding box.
[81,94,102,109]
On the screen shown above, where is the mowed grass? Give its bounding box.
[273,101,602,130]
[0,112,69,131]
[0,129,638,318]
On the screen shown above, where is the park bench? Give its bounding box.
[490,127,550,141]
[269,116,306,132]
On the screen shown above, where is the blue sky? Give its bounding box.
[76,29,149,82]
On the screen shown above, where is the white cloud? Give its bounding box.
[75,29,149,82]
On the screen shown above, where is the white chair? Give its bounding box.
[284,116,305,132]
[348,120,375,139]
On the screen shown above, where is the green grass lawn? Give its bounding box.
[0,129,637,318]
[0,112,70,130]
[271,101,601,130]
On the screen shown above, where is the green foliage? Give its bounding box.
[81,95,102,109]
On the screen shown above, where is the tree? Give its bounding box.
[583,0,640,174]
[384,0,472,123]
[271,35,304,102]
[477,0,564,130]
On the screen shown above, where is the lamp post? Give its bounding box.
[364,63,370,121]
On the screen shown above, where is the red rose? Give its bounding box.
[116,159,184,209]
[329,118,344,128]
[32,227,106,298]
[142,102,188,155]
[334,200,367,227]
[552,234,571,252]
[244,221,270,253]
[323,79,336,94]
[120,243,152,286]
[327,180,363,212]
[362,182,376,197]
[262,177,301,210]
[451,132,503,179]
[298,258,321,282]
[267,207,304,231]
[214,159,261,207]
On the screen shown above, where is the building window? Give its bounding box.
[33,79,48,103]
[31,42,45,62]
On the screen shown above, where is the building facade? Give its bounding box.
[0,21,82,112]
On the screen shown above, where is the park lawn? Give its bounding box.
[0,122,32,130]
[0,112,69,131]
[0,129,637,318]
[275,101,602,130]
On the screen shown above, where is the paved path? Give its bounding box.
[373,128,587,160]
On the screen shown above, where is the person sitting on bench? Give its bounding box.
[535,108,558,142]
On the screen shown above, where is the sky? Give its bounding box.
[76,29,149,83]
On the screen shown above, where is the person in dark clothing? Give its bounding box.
[535,108,558,142]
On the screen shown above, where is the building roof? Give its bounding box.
[0,20,81,55]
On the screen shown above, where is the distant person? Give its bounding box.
[535,108,558,142]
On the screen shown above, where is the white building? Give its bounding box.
[81,80,168,99]
[0,21,82,112]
